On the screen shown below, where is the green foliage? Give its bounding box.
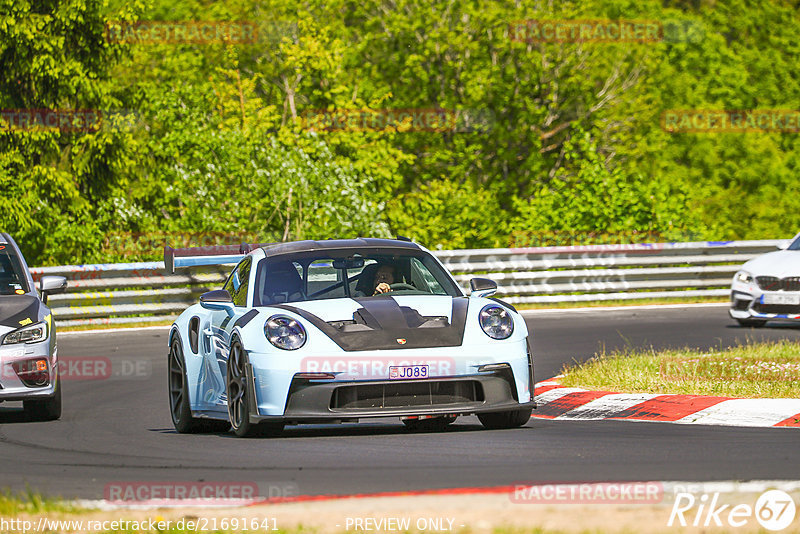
[512,127,692,242]
[387,179,506,250]
[0,0,140,263]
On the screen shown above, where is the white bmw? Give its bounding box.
[730,232,800,327]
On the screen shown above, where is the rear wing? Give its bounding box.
[163,242,274,273]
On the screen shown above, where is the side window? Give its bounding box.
[307,259,346,299]
[410,257,446,294]
[223,258,251,306]
[255,260,305,305]
[0,247,28,295]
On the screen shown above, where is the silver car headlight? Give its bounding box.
[1,321,48,345]
[734,271,753,284]
[265,315,306,350]
[479,305,514,340]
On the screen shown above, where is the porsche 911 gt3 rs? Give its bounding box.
[165,238,535,437]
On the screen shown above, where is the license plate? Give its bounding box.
[762,293,800,305]
[389,364,429,380]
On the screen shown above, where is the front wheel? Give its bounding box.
[24,373,62,421]
[736,318,767,328]
[478,408,531,430]
[227,340,283,438]
[169,338,229,433]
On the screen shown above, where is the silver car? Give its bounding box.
[0,233,66,420]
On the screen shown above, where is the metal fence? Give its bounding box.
[30,239,784,327]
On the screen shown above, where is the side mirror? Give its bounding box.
[469,277,497,298]
[40,276,67,304]
[200,289,235,317]
[779,232,800,250]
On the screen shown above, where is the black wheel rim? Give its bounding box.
[168,342,185,424]
[227,343,246,429]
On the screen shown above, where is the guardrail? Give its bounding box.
[30,239,784,326]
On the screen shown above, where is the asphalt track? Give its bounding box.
[1,304,799,500]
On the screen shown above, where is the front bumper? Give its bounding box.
[729,286,800,322]
[0,342,58,401]
[240,337,533,418]
[250,370,534,424]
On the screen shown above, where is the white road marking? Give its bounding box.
[556,393,660,420]
[533,387,587,404]
[675,399,800,427]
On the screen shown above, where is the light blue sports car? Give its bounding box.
[165,238,535,437]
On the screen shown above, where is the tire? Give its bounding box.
[169,338,230,433]
[478,408,531,430]
[736,318,767,328]
[402,416,456,432]
[24,372,62,421]
[227,340,284,438]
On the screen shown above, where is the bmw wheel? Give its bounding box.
[169,338,229,433]
[227,340,283,438]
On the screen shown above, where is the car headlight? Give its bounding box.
[479,305,514,340]
[264,315,306,350]
[734,271,753,284]
[2,321,48,345]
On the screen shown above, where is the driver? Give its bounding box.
[372,263,396,295]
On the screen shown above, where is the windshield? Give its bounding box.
[788,234,800,250]
[253,250,461,306]
[0,245,29,295]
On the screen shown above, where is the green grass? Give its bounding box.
[58,319,175,332]
[559,340,800,398]
[0,488,77,516]
[515,295,727,310]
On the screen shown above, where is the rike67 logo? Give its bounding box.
[669,490,796,531]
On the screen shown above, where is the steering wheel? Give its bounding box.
[389,283,417,291]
